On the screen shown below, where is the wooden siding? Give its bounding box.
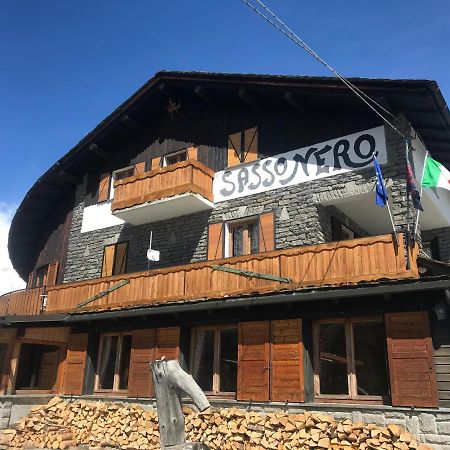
[0,287,45,316]
[112,159,214,212]
[43,233,417,314]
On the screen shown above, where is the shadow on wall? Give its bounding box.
[117,209,213,274]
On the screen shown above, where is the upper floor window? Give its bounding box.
[331,217,358,241]
[101,242,128,277]
[423,237,440,260]
[190,325,238,394]
[164,150,188,167]
[227,218,259,257]
[227,127,258,167]
[109,166,135,199]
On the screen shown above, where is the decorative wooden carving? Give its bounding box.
[150,359,210,450]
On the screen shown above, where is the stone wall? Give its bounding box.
[64,124,412,283]
[1,396,450,450]
[422,227,450,264]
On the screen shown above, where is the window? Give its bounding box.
[331,217,358,241]
[95,334,132,392]
[109,166,135,199]
[163,150,188,167]
[227,127,258,167]
[190,326,238,394]
[32,265,49,288]
[226,218,259,257]
[101,242,128,277]
[314,318,389,400]
[15,344,60,391]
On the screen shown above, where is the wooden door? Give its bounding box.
[385,311,438,407]
[237,321,270,401]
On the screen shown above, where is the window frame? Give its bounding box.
[313,317,388,402]
[189,324,238,396]
[109,165,135,199]
[163,149,188,167]
[224,216,260,258]
[94,333,132,393]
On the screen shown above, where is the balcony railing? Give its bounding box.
[38,233,418,315]
[111,160,214,224]
[0,287,46,316]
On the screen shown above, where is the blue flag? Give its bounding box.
[374,157,388,207]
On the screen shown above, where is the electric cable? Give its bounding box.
[240,0,409,139]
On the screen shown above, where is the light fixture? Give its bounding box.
[434,300,447,321]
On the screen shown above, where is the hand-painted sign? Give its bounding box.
[213,126,387,203]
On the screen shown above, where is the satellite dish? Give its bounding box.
[146,231,160,262]
[147,249,160,262]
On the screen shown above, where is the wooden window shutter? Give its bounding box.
[27,272,34,288]
[36,347,59,390]
[101,245,115,277]
[114,242,128,275]
[62,333,88,395]
[151,157,161,171]
[207,223,224,260]
[270,319,304,402]
[46,262,59,286]
[385,311,438,407]
[187,146,198,160]
[227,132,242,167]
[134,162,146,175]
[237,321,270,401]
[244,127,258,163]
[128,329,157,398]
[259,212,275,252]
[155,327,180,361]
[331,217,343,241]
[98,172,111,203]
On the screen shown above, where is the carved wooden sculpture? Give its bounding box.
[150,359,211,450]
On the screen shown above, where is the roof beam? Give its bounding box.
[194,85,216,107]
[284,91,304,113]
[238,89,260,111]
[89,143,111,160]
[120,114,146,131]
[158,83,178,99]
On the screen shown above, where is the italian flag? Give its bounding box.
[422,156,450,191]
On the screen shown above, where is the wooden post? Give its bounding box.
[150,359,210,450]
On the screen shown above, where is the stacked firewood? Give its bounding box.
[0,397,433,450]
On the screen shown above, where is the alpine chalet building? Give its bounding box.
[2,72,450,447]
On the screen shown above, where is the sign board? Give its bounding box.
[213,126,387,203]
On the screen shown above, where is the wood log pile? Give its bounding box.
[0,397,433,450]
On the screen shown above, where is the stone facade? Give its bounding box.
[422,227,450,264]
[63,124,412,283]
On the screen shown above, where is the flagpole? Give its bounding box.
[405,138,412,270]
[386,199,398,246]
[413,151,428,241]
[373,155,398,246]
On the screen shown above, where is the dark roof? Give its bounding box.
[8,71,450,278]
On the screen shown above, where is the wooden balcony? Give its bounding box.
[0,287,46,316]
[40,233,418,315]
[111,159,214,225]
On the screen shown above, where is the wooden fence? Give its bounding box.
[112,159,214,211]
[44,233,418,314]
[0,287,46,316]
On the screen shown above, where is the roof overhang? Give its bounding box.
[9,71,450,279]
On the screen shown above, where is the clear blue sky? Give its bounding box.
[1,0,449,206]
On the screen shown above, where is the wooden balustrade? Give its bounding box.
[44,233,418,314]
[0,287,46,316]
[112,159,214,212]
